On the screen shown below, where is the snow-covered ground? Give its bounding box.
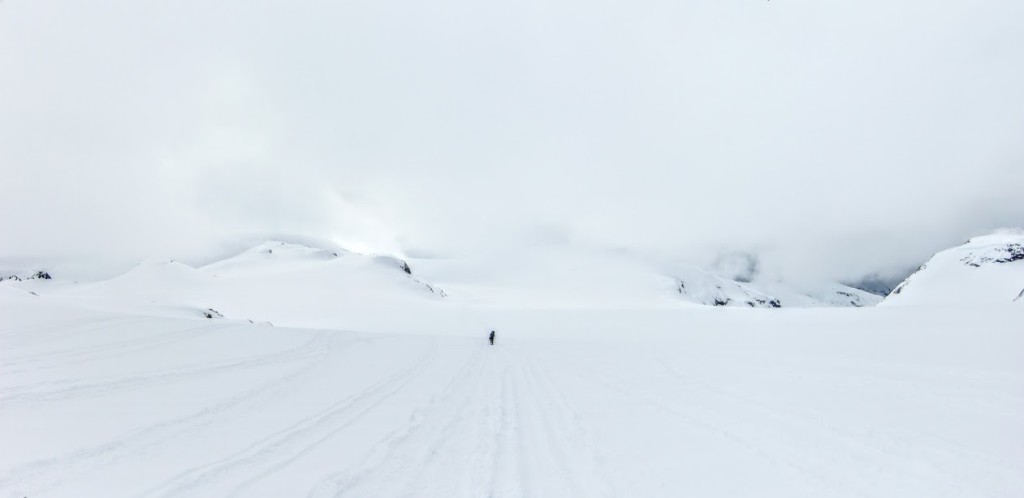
[2,283,1022,497]
[2,234,1022,497]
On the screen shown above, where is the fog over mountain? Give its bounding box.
[2,0,1023,280]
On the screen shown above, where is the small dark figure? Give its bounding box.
[489,330,495,346]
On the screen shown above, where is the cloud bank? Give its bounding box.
[2,0,1022,280]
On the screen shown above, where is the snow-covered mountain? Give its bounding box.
[669,264,781,308]
[881,231,1024,306]
[408,244,879,309]
[1,240,881,321]
[0,270,52,282]
[665,264,879,308]
[44,241,446,328]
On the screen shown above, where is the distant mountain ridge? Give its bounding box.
[0,270,51,282]
[1,239,885,316]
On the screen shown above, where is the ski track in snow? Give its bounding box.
[2,307,1023,498]
[309,343,616,498]
[140,340,439,498]
[0,329,335,404]
[0,331,358,493]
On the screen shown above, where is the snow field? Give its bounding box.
[2,294,1022,497]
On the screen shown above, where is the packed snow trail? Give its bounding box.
[2,296,1023,497]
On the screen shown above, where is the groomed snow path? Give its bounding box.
[2,300,1023,497]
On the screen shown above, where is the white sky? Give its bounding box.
[2,0,1022,280]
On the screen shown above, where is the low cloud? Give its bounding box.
[2,0,1022,281]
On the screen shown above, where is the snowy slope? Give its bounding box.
[754,281,882,308]
[2,239,880,313]
[667,264,781,307]
[1,291,1022,497]
[46,241,446,328]
[882,232,1024,306]
[404,244,692,308]
[409,244,879,309]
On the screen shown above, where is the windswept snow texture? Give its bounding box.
[882,232,1024,306]
[2,290,1023,498]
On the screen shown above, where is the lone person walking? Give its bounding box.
[489,330,495,346]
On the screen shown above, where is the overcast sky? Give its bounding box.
[2,0,1023,280]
